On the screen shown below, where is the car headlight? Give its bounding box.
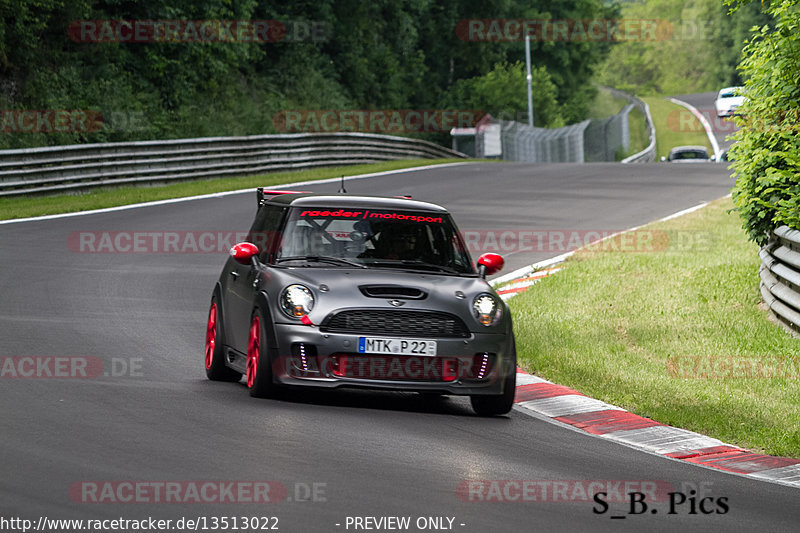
[472,293,502,326]
[280,284,315,318]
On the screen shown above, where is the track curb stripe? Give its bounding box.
[554,409,663,435]
[512,367,800,489]
[514,383,584,402]
[504,197,800,487]
[682,452,800,474]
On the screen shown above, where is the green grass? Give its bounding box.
[0,159,472,221]
[642,96,713,160]
[625,106,649,159]
[511,196,800,458]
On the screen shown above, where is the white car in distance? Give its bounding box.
[715,86,745,118]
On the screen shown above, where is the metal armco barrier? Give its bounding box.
[602,87,657,164]
[760,226,800,336]
[583,104,634,162]
[0,132,465,197]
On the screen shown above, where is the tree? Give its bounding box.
[0,0,619,149]
[446,61,564,128]
[595,0,770,95]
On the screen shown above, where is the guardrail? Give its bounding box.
[760,226,800,336]
[495,119,590,163]
[601,87,656,164]
[584,104,634,162]
[0,132,465,197]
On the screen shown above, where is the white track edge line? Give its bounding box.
[668,97,721,161]
[0,161,471,225]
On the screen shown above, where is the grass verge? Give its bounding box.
[512,196,800,458]
[642,96,712,160]
[0,159,471,221]
[624,106,649,159]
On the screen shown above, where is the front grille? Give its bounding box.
[320,310,470,338]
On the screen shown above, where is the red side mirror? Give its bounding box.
[477,253,504,276]
[230,242,260,265]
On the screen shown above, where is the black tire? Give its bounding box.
[246,307,276,398]
[204,294,242,382]
[470,347,517,417]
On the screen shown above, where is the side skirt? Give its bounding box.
[225,347,247,374]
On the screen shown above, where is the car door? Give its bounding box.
[224,204,285,353]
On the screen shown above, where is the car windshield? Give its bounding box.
[719,87,743,99]
[275,206,475,274]
[671,150,708,160]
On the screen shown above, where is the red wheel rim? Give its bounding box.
[204,303,217,370]
[246,316,261,388]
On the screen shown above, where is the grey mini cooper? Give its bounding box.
[204,189,516,415]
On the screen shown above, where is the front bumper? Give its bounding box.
[269,323,514,396]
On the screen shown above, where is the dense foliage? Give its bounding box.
[729,0,800,243]
[445,61,565,128]
[596,0,770,95]
[0,0,618,149]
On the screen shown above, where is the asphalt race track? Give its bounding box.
[674,91,739,154]
[2,162,798,532]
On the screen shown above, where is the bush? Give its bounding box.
[730,0,800,245]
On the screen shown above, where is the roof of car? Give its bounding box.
[718,86,743,96]
[262,192,449,213]
[669,145,708,153]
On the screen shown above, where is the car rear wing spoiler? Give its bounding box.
[256,188,310,206]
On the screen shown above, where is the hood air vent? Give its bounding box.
[359,285,427,300]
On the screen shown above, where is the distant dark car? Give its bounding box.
[204,189,517,416]
[664,146,710,162]
[714,147,735,162]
